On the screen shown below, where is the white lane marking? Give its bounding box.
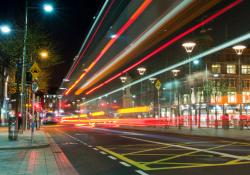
[100,151,107,155]
[108,155,117,160]
[122,136,250,161]
[93,148,99,151]
[135,170,149,175]
[88,145,93,148]
[119,161,131,167]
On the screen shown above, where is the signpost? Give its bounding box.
[155,80,161,118]
[30,62,40,141]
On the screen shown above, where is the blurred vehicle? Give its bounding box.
[42,112,60,124]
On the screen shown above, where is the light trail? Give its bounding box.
[81,32,250,105]
[76,0,194,95]
[65,0,152,95]
[81,0,242,95]
[65,0,114,80]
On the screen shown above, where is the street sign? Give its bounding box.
[29,62,41,79]
[32,81,39,93]
[155,80,161,90]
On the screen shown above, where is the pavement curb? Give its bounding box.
[0,143,49,150]
[45,131,79,175]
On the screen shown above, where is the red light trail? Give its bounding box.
[65,0,152,95]
[65,0,115,80]
[84,0,241,95]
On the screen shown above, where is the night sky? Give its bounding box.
[0,0,105,93]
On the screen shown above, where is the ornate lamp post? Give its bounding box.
[233,45,246,117]
[182,42,196,130]
[137,67,146,105]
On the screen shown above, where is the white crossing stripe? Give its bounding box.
[135,170,149,175]
[119,161,131,167]
[108,155,117,160]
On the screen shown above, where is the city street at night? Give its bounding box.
[0,0,250,174]
[45,124,250,175]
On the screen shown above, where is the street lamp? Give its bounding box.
[233,45,246,116]
[149,77,157,84]
[0,25,11,34]
[137,67,146,105]
[43,4,54,13]
[182,41,196,130]
[120,76,127,83]
[19,1,55,132]
[39,50,49,59]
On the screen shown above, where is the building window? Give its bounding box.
[228,92,236,103]
[227,64,236,74]
[211,90,221,103]
[243,80,250,89]
[211,64,221,73]
[228,79,235,88]
[243,91,250,103]
[183,94,189,104]
[241,65,250,74]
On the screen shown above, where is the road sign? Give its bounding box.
[32,81,39,93]
[29,62,41,79]
[155,80,161,90]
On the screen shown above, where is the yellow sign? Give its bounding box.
[29,62,41,79]
[155,80,161,90]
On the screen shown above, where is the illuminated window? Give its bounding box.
[228,79,235,87]
[211,90,221,103]
[183,94,189,104]
[211,64,221,73]
[227,64,236,74]
[241,65,250,74]
[228,92,236,103]
[243,80,250,89]
[243,91,250,103]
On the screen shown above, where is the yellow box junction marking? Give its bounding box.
[97,136,250,171]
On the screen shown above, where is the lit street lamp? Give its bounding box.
[149,77,157,84]
[233,45,246,116]
[0,25,11,34]
[43,4,54,13]
[39,50,49,59]
[182,41,196,130]
[137,67,146,105]
[18,1,55,132]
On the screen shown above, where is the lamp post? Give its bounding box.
[137,67,146,105]
[182,42,196,130]
[149,77,157,117]
[232,45,246,117]
[19,1,54,132]
[171,69,180,127]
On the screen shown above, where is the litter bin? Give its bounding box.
[8,116,18,141]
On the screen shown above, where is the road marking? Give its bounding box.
[123,146,172,156]
[144,142,235,166]
[100,151,107,155]
[97,146,149,170]
[108,155,117,160]
[135,170,149,175]
[119,161,131,167]
[93,148,99,151]
[88,145,93,148]
[121,136,250,161]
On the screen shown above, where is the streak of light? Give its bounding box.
[81,32,250,105]
[82,0,242,95]
[65,0,152,95]
[66,0,114,79]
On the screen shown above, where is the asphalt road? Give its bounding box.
[45,125,250,175]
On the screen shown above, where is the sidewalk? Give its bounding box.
[0,127,49,150]
[120,125,250,142]
[0,127,78,175]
